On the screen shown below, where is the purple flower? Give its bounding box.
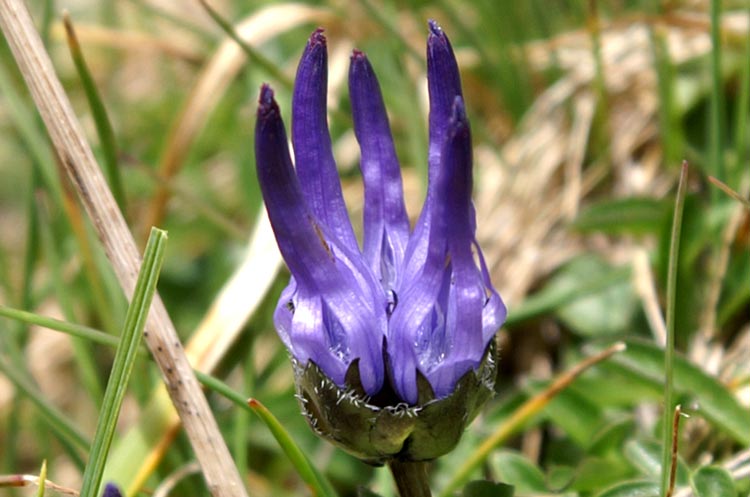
[101,483,123,497]
[255,21,506,407]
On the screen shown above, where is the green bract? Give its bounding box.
[294,343,497,465]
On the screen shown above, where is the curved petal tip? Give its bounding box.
[428,19,443,36]
[258,84,277,117]
[309,27,326,46]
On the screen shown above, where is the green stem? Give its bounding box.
[388,460,431,497]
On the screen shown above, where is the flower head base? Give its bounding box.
[255,21,506,462]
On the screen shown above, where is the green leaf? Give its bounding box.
[606,339,750,446]
[623,440,688,486]
[79,228,167,497]
[570,457,635,492]
[573,197,669,235]
[506,263,631,327]
[488,450,546,493]
[544,257,637,336]
[357,488,383,497]
[462,480,514,497]
[537,380,603,445]
[547,465,575,492]
[588,418,636,455]
[692,466,736,497]
[595,480,660,497]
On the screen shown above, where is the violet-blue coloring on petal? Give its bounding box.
[101,483,123,497]
[254,22,506,406]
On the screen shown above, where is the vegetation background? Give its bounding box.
[0,1,748,497]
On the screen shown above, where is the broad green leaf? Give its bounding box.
[545,257,637,336]
[571,374,661,407]
[692,466,736,497]
[623,440,688,486]
[504,265,630,326]
[462,480,514,497]
[536,380,603,445]
[606,339,750,446]
[588,418,636,455]
[547,465,576,492]
[357,488,383,497]
[573,197,669,235]
[488,450,547,493]
[570,457,634,492]
[595,480,659,497]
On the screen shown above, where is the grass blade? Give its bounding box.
[195,372,338,497]
[709,0,725,189]
[660,162,689,497]
[62,12,126,213]
[35,461,47,497]
[0,305,119,348]
[197,0,292,90]
[0,355,90,452]
[79,228,168,497]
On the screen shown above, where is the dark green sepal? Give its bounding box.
[293,341,497,465]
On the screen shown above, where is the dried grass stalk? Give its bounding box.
[0,1,247,496]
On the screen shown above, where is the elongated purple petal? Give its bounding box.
[292,29,358,251]
[402,20,464,284]
[426,19,463,181]
[349,50,410,294]
[256,85,385,394]
[389,97,504,403]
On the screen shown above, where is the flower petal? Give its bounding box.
[389,97,504,403]
[349,49,410,294]
[402,20,464,284]
[292,29,358,251]
[426,19,463,182]
[256,85,386,394]
[101,484,123,497]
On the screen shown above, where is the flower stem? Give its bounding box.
[388,460,431,497]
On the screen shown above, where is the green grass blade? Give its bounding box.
[0,305,120,348]
[660,161,688,497]
[649,27,682,167]
[78,228,168,497]
[39,199,105,405]
[197,0,292,91]
[196,371,338,497]
[709,0,725,189]
[734,4,750,183]
[0,63,62,205]
[0,355,90,451]
[231,362,254,483]
[35,460,47,497]
[62,13,126,213]
[357,0,421,63]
